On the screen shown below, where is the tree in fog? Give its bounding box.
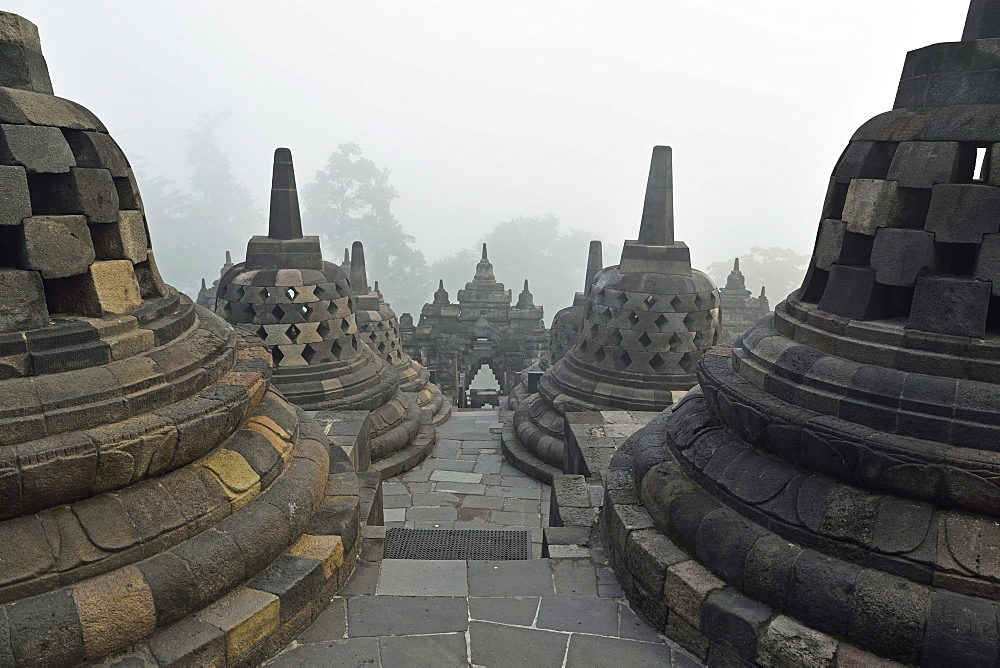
[137,113,261,298]
[303,143,429,316]
[428,215,597,326]
[707,246,810,302]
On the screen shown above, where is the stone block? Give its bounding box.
[32,166,119,222]
[922,589,1000,666]
[0,123,74,172]
[701,587,773,662]
[47,259,144,318]
[63,130,129,177]
[0,268,47,332]
[664,560,725,629]
[887,141,959,188]
[195,587,279,663]
[16,215,94,279]
[89,210,147,263]
[842,179,908,235]
[248,555,324,623]
[4,88,103,130]
[72,565,156,660]
[758,615,836,668]
[146,617,225,667]
[926,183,1000,243]
[908,275,991,338]
[7,588,86,666]
[975,232,1000,295]
[288,533,344,579]
[817,264,879,320]
[172,529,247,609]
[136,552,198,627]
[743,534,802,610]
[133,250,170,299]
[787,549,860,637]
[848,569,928,663]
[814,219,846,271]
[834,141,896,181]
[870,228,936,287]
[0,164,30,225]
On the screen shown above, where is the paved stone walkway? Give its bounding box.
[269,409,698,667]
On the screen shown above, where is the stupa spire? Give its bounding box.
[585,240,603,290]
[482,243,488,259]
[350,241,371,295]
[267,147,303,240]
[734,257,740,272]
[637,145,674,246]
[964,0,1000,40]
[225,250,232,264]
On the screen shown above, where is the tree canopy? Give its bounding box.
[302,143,429,316]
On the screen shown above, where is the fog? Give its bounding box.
[7,0,970,315]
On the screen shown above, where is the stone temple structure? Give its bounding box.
[505,146,721,482]
[601,3,1000,664]
[217,150,436,477]
[718,257,770,343]
[195,249,234,312]
[0,15,365,665]
[399,244,547,402]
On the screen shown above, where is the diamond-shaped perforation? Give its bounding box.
[643,295,656,310]
[638,332,652,348]
[694,294,705,310]
[331,340,343,357]
[317,321,332,338]
[669,333,684,350]
[608,329,623,347]
[285,287,296,301]
[271,347,285,365]
[256,326,268,341]
[598,308,613,325]
[593,345,606,363]
[679,351,698,373]
[616,291,629,307]
[300,304,310,318]
[378,342,387,354]
[234,285,246,300]
[596,288,606,299]
[649,353,666,373]
[626,311,639,326]
[286,324,301,341]
[340,318,352,334]
[684,312,701,330]
[302,343,320,364]
[669,295,683,311]
[269,304,284,321]
[620,350,632,369]
[654,313,668,331]
[589,323,599,339]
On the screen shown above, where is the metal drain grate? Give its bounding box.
[385,528,530,560]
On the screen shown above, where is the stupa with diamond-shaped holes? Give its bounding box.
[504,146,721,482]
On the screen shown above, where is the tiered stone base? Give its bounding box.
[599,392,992,666]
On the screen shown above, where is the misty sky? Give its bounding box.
[8,1,971,276]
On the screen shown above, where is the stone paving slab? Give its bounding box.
[566,633,675,666]
[468,596,540,625]
[269,637,378,667]
[468,559,555,597]
[347,596,469,636]
[379,632,468,666]
[376,559,468,597]
[469,620,569,667]
[536,594,618,635]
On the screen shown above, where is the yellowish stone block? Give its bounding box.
[196,587,279,663]
[72,565,156,659]
[289,534,344,579]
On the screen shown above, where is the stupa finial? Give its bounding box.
[267,147,303,240]
[350,241,371,294]
[585,241,603,290]
[637,146,674,246]
[482,243,488,260]
[964,0,1000,40]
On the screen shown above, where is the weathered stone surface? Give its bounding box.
[16,214,94,279]
[0,268,46,331]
